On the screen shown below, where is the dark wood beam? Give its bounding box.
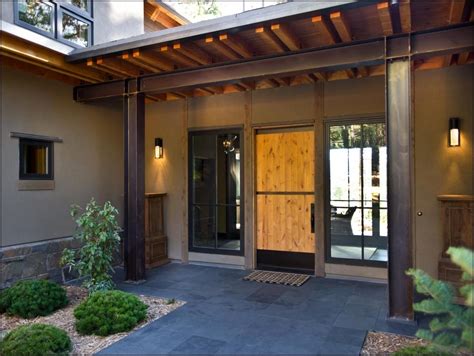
[444,0,468,68]
[124,81,146,282]
[398,0,411,33]
[270,23,301,51]
[205,36,241,60]
[386,58,413,321]
[173,42,212,65]
[73,24,474,102]
[330,11,352,42]
[219,34,253,58]
[160,45,199,67]
[377,2,394,36]
[255,26,287,53]
[312,15,339,44]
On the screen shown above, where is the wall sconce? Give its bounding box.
[448,118,460,147]
[155,138,163,159]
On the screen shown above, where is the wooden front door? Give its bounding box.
[256,128,315,271]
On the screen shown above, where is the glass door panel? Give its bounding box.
[190,130,243,255]
[327,121,388,265]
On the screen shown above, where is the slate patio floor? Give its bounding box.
[100,263,418,355]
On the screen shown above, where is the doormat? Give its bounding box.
[243,270,310,287]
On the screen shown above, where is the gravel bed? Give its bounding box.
[0,286,184,355]
[361,331,428,355]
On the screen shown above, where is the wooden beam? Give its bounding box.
[444,0,467,67]
[377,2,394,36]
[398,0,411,33]
[173,42,212,65]
[255,26,287,53]
[457,52,470,65]
[330,11,352,42]
[97,57,142,77]
[94,58,128,78]
[130,49,174,72]
[205,36,241,60]
[219,34,253,58]
[124,86,146,282]
[122,52,160,73]
[0,32,106,83]
[160,45,199,67]
[314,72,328,81]
[270,23,300,51]
[357,66,369,77]
[312,16,338,44]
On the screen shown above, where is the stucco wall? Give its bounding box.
[93,1,144,45]
[414,64,473,277]
[1,67,124,247]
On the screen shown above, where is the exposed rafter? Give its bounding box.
[311,15,338,44]
[270,23,300,51]
[330,11,352,42]
[219,34,253,58]
[398,0,411,33]
[444,0,468,68]
[204,36,241,60]
[160,45,199,67]
[127,49,174,72]
[255,26,287,53]
[172,42,212,65]
[377,2,394,36]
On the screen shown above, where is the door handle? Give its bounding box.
[311,203,315,233]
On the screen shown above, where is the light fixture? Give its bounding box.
[448,118,460,147]
[235,149,240,161]
[155,138,163,159]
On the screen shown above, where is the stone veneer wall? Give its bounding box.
[0,237,123,289]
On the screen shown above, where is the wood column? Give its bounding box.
[386,58,414,321]
[124,84,146,282]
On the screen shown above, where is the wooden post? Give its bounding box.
[386,58,414,321]
[124,82,146,282]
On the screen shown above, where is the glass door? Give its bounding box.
[189,129,243,255]
[326,120,387,266]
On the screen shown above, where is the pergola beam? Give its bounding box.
[270,23,301,51]
[377,2,394,36]
[74,24,474,102]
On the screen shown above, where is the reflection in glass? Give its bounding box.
[18,0,54,34]
[65,0,88,11]
[329,123,387,263]
[191,132,242,252]
[61,12,90,47]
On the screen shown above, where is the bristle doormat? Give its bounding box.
[243,270,310,287]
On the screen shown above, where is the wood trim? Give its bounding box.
[10,132,63,143]
[438,195,474,202]
[181,99,189,263]
[244,91,255,270]
[314,82,325,277]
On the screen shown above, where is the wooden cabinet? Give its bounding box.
[437,195,473,298]
[145,193,169,269]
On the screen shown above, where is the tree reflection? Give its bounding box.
[18,0,53,33]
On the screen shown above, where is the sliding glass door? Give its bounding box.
[189,129,243,255]
[326,120,388,266]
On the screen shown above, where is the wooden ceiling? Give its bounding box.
[1,0,473,102]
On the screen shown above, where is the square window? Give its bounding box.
[17,0,55,35]
[60,10,91,47]
[64,0,88,12]
[19,139,53,180]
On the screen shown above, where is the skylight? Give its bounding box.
[162,0,288,23]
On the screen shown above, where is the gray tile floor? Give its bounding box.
[99,263,417,355]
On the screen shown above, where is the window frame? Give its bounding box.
[188,128,245,257]
[324,116,388,268]
[57,6,92,48]
[13,0,93,48]
[19,138,54,181]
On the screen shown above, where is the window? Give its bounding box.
[14,0,93,48]
[326,120,387,267]
[19,138,53,180]
[189,129,244,255]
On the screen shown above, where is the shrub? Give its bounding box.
[394,345,451,356]
[0,324,72,356]
[406,247,473,354]
[0,280,68,318]
[61,199,121,294]
[74,290,148,336]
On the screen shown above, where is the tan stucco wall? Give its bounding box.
[1,67,123,247]
[414,64,473,277]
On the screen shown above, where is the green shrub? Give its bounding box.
[406,247,473,354]
[394,345,451,356]
[0,324,72,356]
[0,280,68,318]
[74,290,147,336]
[61,199,121,294]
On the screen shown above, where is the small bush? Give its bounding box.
[74,290,147,336]
[0,280,68,318]
[0,324,72,356]
[394,346,452,356]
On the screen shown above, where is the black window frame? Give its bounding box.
[19,138,54,181]
[324,116,388,268]
[188,128,245,256]
[13,0,93,48]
